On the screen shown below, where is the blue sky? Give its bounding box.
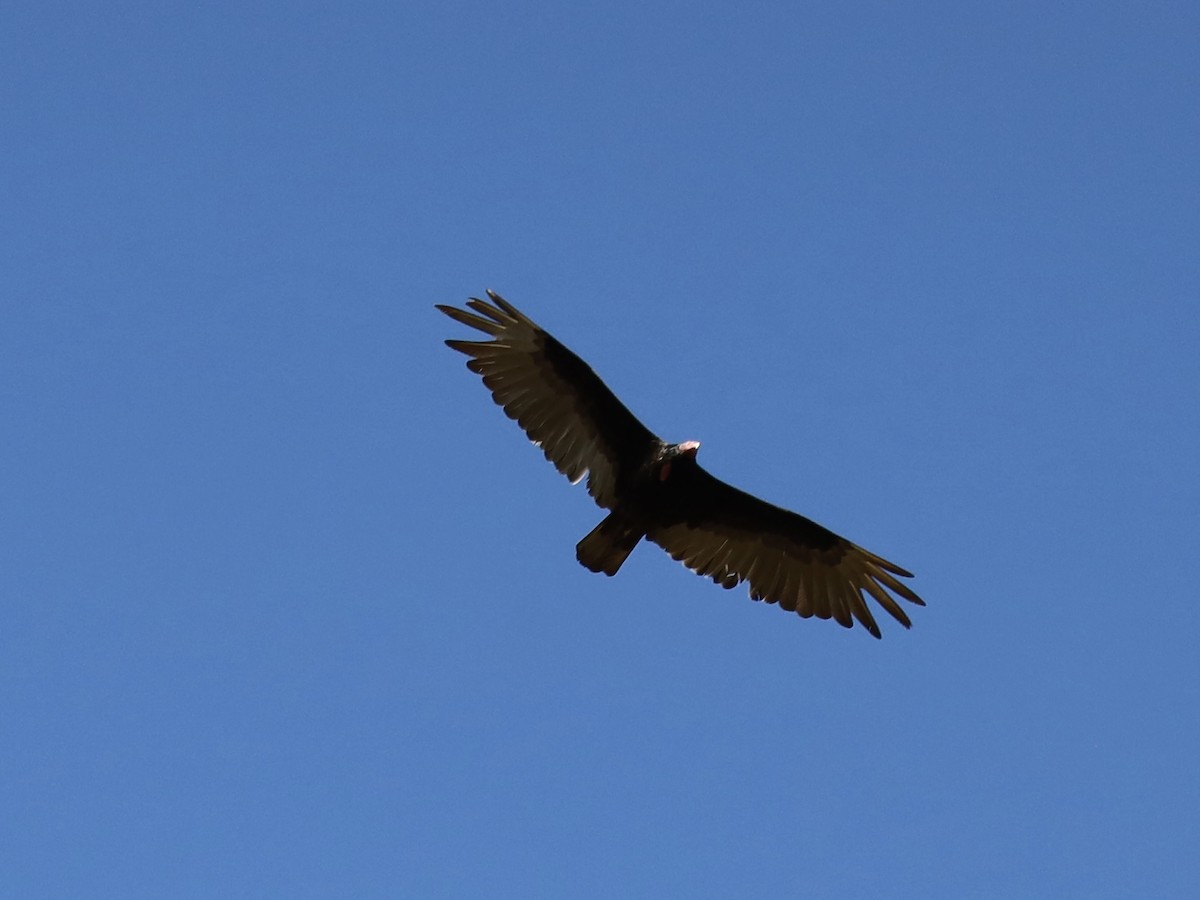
[3,1,1198,896]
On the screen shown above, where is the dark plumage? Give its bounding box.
[437,291,925,638]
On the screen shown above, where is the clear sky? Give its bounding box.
[2,1,1198,897]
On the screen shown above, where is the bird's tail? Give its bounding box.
[576,513,643,576]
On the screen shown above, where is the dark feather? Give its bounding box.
[436,291,657,507]
[644,464,923,637]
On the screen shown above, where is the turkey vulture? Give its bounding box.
[437,291,924,637]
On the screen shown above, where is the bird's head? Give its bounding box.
[658,440,700,481]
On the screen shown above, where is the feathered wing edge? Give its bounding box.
[650,520,924,638]
[436,291,658,509]
[646,470,924,638]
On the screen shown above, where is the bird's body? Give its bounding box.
[574,440,701,576]
[437,291,924,638]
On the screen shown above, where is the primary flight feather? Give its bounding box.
[437,291,925,638]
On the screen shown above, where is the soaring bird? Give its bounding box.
[437,291,924,638]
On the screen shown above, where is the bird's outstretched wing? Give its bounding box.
[647,465,924,638]
[437,291,659,508]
